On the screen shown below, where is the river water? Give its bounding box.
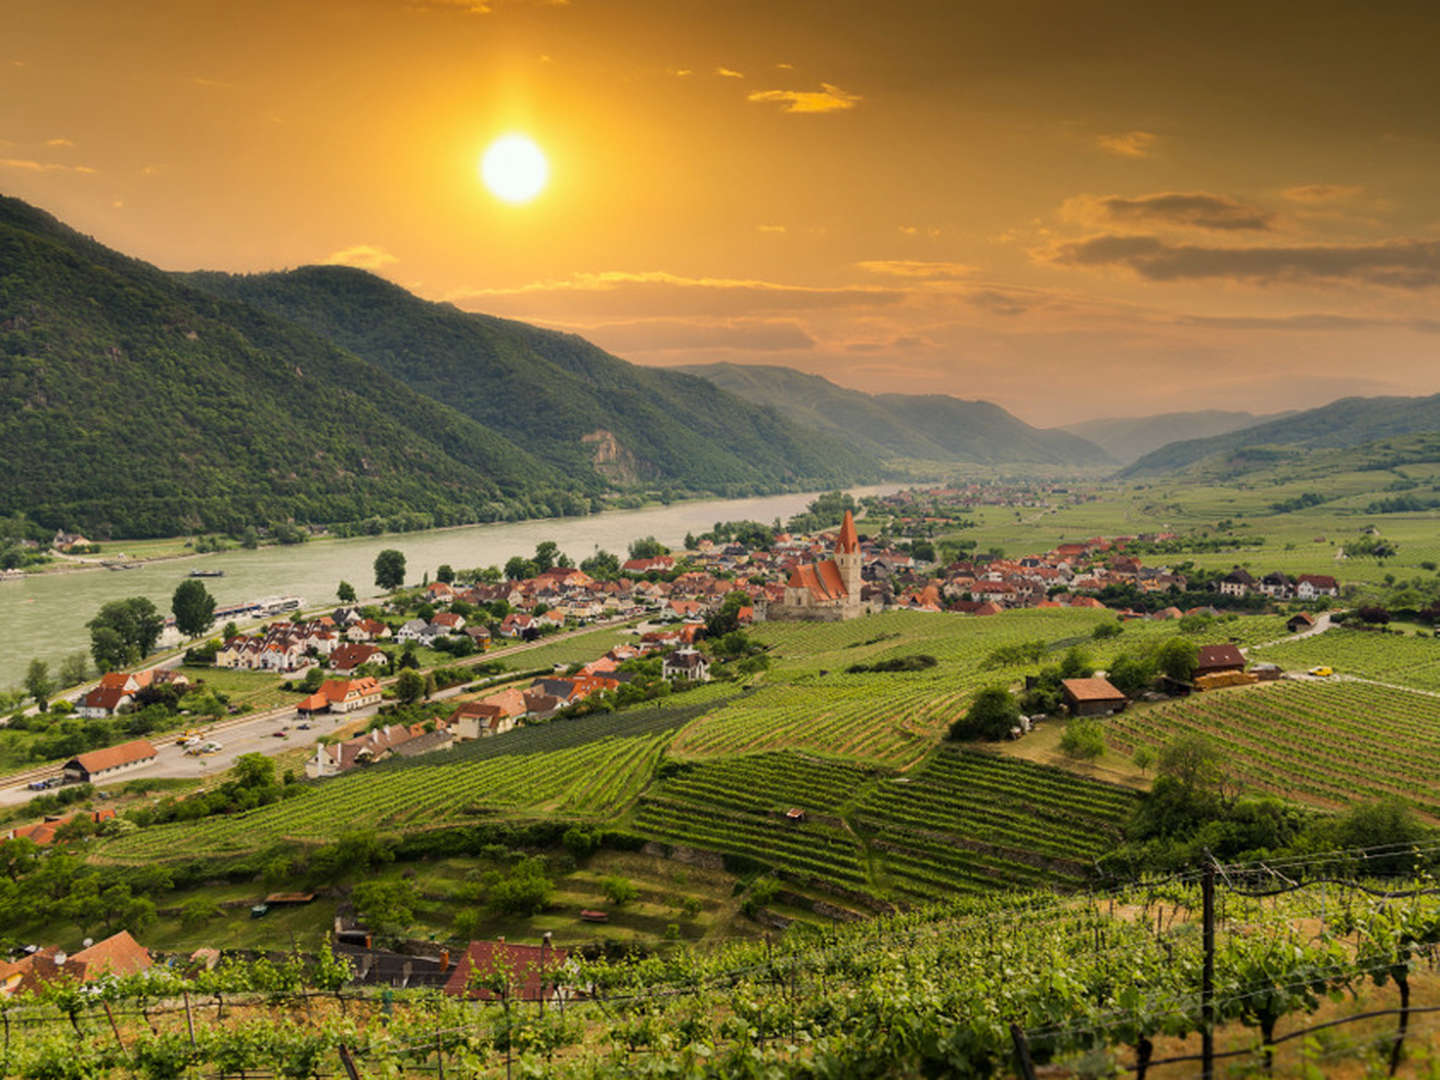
[0,486,900,687]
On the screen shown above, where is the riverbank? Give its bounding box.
[0,484,902,687]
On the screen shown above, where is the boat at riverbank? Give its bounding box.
[189,569,225,578]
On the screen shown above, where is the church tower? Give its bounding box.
[834,509,862,602]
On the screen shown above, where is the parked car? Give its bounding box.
[1308,666,1334,677]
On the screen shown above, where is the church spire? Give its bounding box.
[836,509,859,554]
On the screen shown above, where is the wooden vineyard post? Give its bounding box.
[1201,861,1216,1080]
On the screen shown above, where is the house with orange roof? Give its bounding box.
[62,739,157,783]
[296,677,383,715]
[0,931,151,998]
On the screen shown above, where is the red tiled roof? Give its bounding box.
[71,739,157,775]
[444,940,569,1000]
[1062,677,1126,703]
[836,510,859,554]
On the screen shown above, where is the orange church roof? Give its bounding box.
[836,510,859,554]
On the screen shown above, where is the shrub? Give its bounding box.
[600,875,639,906]
[948,686,1021,741]
[1060,718,1106,760]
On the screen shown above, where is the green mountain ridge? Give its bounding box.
[181,267,879,494]
[1120,393,1440,477]
[675,362,1115,466]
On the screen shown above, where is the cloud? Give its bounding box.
[747,83,861,114]
[0,158,96,174]
[715,67,745,78]
[855,260,975,280]
[1063,191,1273,231]
[757,224,786,233]
[573,318,816,353]
[1048,234,1440,288]
[322,244,398,271]
[1178,313,1440,333]
[1097,131,1158,158]
[446,270,904,319]
[775,62,794,70]
[409,0,569,12]
[45,137,75,148]
[967,290,1031,316]
[668,67,692,77]
[1283,184,1365,204]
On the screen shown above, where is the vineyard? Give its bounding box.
[669,609,1293,768]
[10,859,1440,1078]
[1253,625,1440,691]
[1105,680,1440,818]
[633,747,1136,902]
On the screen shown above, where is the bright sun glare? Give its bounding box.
[480,134,548,204]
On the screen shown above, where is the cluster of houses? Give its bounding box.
[1217,569,1340,600]
[304,631,711,779]
[76,668,191,719]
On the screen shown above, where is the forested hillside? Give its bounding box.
[0,197,587,537]
[1122,393,1440,476]
[678,361,1113,465]
[1058,408,1282,464]
[184,269,879,492]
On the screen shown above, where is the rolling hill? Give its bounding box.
[1120,393,1440,477]
[1058,409,1285,464]
[182,269,879,493]
[676,362,1113,466]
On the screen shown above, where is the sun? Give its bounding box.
[480,134,549,204]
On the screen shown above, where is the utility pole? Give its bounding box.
[1201,860,1216,1080]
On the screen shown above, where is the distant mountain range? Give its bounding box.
[1119,394,1440,477]
[676,363,1114,466]
[1057,410,1289,465]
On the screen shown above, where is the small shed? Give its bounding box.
[784,808,808,824]
[579,909,609,923]
[1286,612,1316,633]
[1061,677,1128,717]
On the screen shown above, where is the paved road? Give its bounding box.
[1243,612,1333,654]
[0,618,635,809]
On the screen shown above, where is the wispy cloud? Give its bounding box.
[715,67,745,79]
[0,158,96,174]
[747,83,860,114]
[1047,234,1440,288]
[667,67,692,77]
[855,260,975,280]
[570,318,816,353]
[1178,312,1440,333]
[1063,191,1273,232]
[1282,184,1365,204]
[757,224,786,233]
[45,137,75,148]
[1096,130,1158,158]
[322,244,398,271]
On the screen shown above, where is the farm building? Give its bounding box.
[62,739,158,783]
[1195,644,1246,678]
[443,938,575,1002]
[1286,612,1316,633]
[1062,677,1128,717]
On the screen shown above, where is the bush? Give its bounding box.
[1059,718,1106,760]
[486,859,553,916]
[600,875,639,906]
[1092,621,1122,640]
[562,826,596,859]
[948,686,1021,741]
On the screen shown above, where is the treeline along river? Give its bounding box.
[0,487,900,688]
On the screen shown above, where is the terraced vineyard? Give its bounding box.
[670,609,1290,768]
[103,731,674,860]
[1105,680,1440,818]
[634,747,1136,902]
[1252,626,1440,691]
[856,749,1138,899]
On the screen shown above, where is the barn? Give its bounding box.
[1195,644,1246,678]
[62,739,158,784]
[1061,677,1128,717]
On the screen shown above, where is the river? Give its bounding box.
[0,486,901,688]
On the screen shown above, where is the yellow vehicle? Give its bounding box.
[1308,666,1334,677]
[175,728,204,745]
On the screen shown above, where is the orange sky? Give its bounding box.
[6,0,1440,425]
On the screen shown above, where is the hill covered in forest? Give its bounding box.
[677,362,1113,466]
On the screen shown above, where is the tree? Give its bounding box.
[601,876,639,906]
[374,549,407,591]
[336,581,356,603]
[1058,646,1094,679]
[436,564,455,584]
[58,652,89,688]
[171,579,216,639]
[1107,652,1157,697]
[1154,638,1199,683]
[395,668,425,704]
[24,659,54,711]
[580,550,620,578]
[948,686,1021,741]
[1060,718,1106,760]
[628,536,668,560]
[352,879,418,934]
[534,541,560,573]
[504,555,537,581]
[231,752,276,790]
[705,591,750,639]
[88,597,165,672]
[240,526,260,549]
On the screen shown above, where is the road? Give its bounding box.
[0,617,635,809]
[1242,611,1334,654]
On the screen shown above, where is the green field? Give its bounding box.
[1252,626,1440,691]
[1105,680,1440,818]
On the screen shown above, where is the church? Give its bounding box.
[765,510,873,621]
